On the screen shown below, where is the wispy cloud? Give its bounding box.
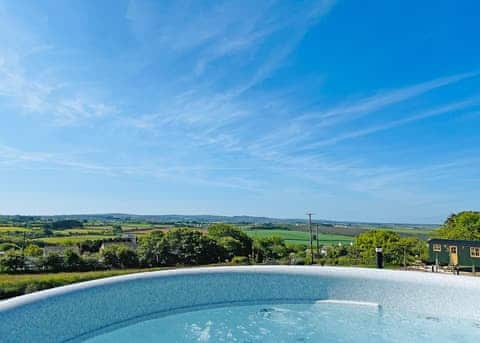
[0,57,115,126]
[300,71,478,124]
[302,98,478,149]
[0,144,111,173]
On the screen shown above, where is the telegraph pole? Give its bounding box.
[316,223,320,254]
[307,213,315,264]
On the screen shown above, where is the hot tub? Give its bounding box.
[0,266,478,342]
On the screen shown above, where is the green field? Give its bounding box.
[34,235,116,245]
[244,229,353,246]
[377,227,435,236]
[56,228,112,235]
[0,227,36,233]
[0,267,168,299]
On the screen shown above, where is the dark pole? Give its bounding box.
[22,232,26,258]
[316,223,319,254]
[21,231,26,272]
[307,213,314,264]
[375,247,383,269]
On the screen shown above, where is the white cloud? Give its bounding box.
[301,98,478,149]
[298,71,478,128]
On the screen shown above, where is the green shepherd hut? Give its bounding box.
[428,238,480,269]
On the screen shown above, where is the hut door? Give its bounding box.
[449,246,458,266]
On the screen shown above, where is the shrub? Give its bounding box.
[24,244,43,257]
[231,256,249,265]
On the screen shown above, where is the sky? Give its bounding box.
[1,0,479,224]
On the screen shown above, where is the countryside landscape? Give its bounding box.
[1,1,480,342]
[1,210,477,300]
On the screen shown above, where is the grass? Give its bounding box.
[0,226,36,233]
[244,229,353,246]
[63,228,110,233]
[0,268,168,299]
[377,227,435,235]
[34,235,116,245]
[122,224,156,229]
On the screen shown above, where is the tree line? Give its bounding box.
[1,222,436,273]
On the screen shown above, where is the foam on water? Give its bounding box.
[85,302,480,343]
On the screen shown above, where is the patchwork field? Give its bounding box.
[34,235,116,245]
[244,229,354,246]
[0,226,37,233]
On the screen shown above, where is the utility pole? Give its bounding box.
[306,213,315,264]
[21,231,26,258]
[316,223,320,254]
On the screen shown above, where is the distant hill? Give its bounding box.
[0,213,439,229]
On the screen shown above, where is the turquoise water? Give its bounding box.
[85,302,480,342]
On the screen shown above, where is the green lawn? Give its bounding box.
[244,229,353,246]
[0,268,168,299]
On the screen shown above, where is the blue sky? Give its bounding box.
[1,0,479,223]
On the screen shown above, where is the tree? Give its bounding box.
[43,220,84,230]
[0,251,25,273]
[207,224,252,258]
[436,211,480,240]
[112,225,123,236]
[24,244,43,257]
[137,231,168,266]
[163,228,223,265]
[79,240,103,253]
[82,253,104,271]
[253,236,289,263]
[117,247,139,268]
[354,230,426,265]
[64,250,83,271]
[101,246,121,269]
[41,253,64,272]
[355,230,400,264]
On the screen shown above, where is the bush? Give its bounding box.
[81,254,105,271]
[231,256,249,265]
[24,244,43,257]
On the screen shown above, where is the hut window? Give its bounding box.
[432,244,441,252]
[470,247,480,258]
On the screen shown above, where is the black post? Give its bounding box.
[308,214,314,264]
[375,247,383,269]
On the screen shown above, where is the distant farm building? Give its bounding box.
[100,234,137,251]
[428,238,480,268]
